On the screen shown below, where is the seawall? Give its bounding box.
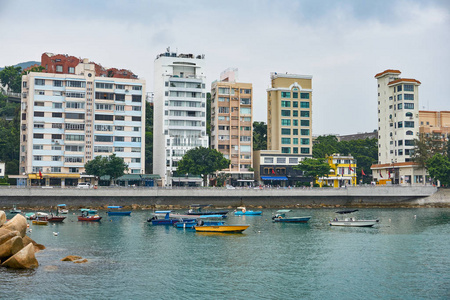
[0,186,447,209]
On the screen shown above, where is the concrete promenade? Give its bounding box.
[0,185,445,208]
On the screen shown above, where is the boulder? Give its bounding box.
[0,230,20,245]
[0,210,6,227]
[73,258,88,264]
[1,243,38,269]
[0,236,23,260]
[61,255,82,262]
[2,214,27,237]
[22,235,46,252]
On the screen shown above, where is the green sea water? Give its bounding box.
[1,208,449,299]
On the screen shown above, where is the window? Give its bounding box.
[132,85,142,91]
[34,101,44,106]
[398,121,403,128]
[405,121,414,128]
[131,147,141,152]
[96,104,113,110]
[240,98,251,105]
[115,94,125,101]
[95,125,113,131]
[66,92,85,98]
[218,87,230,94]
[289,157,298,164]
[33,133,44,139]
[219,107,229,114]
[33,145,43,150]
[131,137,141,142]
[281,119,291,126]
[66,134,85,141]
[404,103,414,109]
[404,94,414,100]
[65,145,84,152]
[34,111,45,117]
[51,167,61,173]
[301,148,310,154]
[292,92,298,99]
[293,138,298,145]
[293,120,298,126]
[281,128,291,135]
[53,80,63,87]
[132,106,141,111]
[66,102,85,109]
[404,84,414,91]
[52,112,62,118]
[69,167,79,173]
[66,113,85,119]
[301,138,310,145]
[96,82,113,89]
[95,114,113,121]
[35,79,45,86]
[281,101,290,107]
[115,147,124,152]
[301,120,310,126]
[301,129,310,135]
[300,102,309,108]
[65,157,83,163]
[33,156,42,161]
[293,129,298,135]
[281,92,291,98]
[277,157,286,164]
[51,134,62,139]
[281,138,291,144]
[405,140,415,146]
[405,112,413,117]
[116,105,125,111]
[116,115,125,121]
[56,65,63,72]
[281,147,291,154]
[397,85,402,92]
[281,110,291,117]
[293,101,298,108]
[94,146,113,153]
[300,111,310,117]
[300,93,309,99]
[264,157,273,163]
[406,130,413,135]
[240,107,251,114]
[52,156,61,161]
[52,103,63,109]
[132,95,142,102]
[115,136,125,142]
[240,89,251,94]
[398,94,403,101]
[95,92,114,100]
[132,116,141,122]
[34,123,44,129]
[397,103,402,110]
[66,81,85,88]
[131,158,141,163]
[65,123,84,130]
[68,67,75,74]
[241,145,251,152]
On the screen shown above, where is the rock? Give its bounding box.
[0,230,20,245]
[73,258,88,264]
[2,214,27,237]
[22,235,46,252]
[0,210,6,227]
[1,243,38,269]
[61,255,83,262]
[0,236,24,260]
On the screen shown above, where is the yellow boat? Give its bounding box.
[194,225,249,233]
[32,220,48,225]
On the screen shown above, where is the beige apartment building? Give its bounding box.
[419,110,450,136]
[210,69,254,186]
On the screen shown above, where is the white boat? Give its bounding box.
[57,204,69,214]
[330,209,379,227]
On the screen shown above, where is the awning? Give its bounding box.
[261,176,288,181]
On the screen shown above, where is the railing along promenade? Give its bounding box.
[0,185,438,208]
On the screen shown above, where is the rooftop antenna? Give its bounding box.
[166,46,170,53]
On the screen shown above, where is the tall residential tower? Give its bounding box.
[153,50,208,186]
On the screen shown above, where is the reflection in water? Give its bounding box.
[1,208,449,299]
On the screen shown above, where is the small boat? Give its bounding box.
[148,211,180,225]
[194,224,249,233]
[186,204,228,217]
[272,210,311,223]
[106,206,132,216]
[330,209,379,227]
[32,219,48,225]
[10,205,22,214]
[234,207,262,216]
[25,212,36,220]
[78,215,102,222]
[174,215,225,229]
[80,208,98,215]
[47,214,66,222]
[57,204,69,214]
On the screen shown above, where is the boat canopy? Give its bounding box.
[80,208,91,211]
[57,204,67,207]
[336,209,359,214]
[154,210,173,214]
[237,207,246,210]
[107,206,123,209]
[198,214,224,219]
[276,209,292,213]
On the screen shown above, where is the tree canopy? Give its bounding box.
[0,66,22,93]
[426,154,450,186]
[145,101,153,174]
[253,121,267,151]
[412,133,449,168]
[294,158,330,184]
[176,147,230,186]
[84,154,128,184]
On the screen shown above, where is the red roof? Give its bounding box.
[374,69,401,78]
[387,78,421,86]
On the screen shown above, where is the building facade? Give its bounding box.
[153,50,208,186]
[317,154,357,187]
[419,110,450,136]
[210,69,254,186]
[371,69,426,185]
[20,54,145,186]
[254,72,313,186]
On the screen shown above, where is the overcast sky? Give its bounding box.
[1,0,449,135]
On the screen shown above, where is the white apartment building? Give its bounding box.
[371,69,427,185]
[20,58,145,186]
[153,50,208,186]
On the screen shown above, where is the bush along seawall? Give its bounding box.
[0,186,448,210]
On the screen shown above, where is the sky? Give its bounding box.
[1,0,449,135]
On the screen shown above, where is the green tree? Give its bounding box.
[145,101,153,173]
[84,154,128,185]
[294,158,330,186]
[0,66,22,93]
[312,135,339,158]
[22,65,45,74]
[84,156,108,178]
[176,147,230,186]
[412,133,448,168]
[426,154,450,186]
[253,121,267,151]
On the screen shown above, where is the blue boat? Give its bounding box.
[234,207,262,216]
[148,211,180,225]
[272,210,311,223]
[80,208,97,215]
[10,204,22,214]
[106,206,131,216]
[174,215,225,228]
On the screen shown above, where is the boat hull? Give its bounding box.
[47,216,66,222]
[194,225,249,233]
[32,220,48,225]
[107,211,132,216]
[273,216,311,223]
[151,219,178,225]
[187,211,229,216]
[234,211,262,216]
[330,220,378,227]
[78,216,102,222]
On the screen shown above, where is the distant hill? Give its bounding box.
[0,61,40,71]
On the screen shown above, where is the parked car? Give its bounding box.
[76,182,91,189]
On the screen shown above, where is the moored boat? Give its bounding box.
[57,204,69,214]
[10,205,22,214]
[234,207,262,216]
[186,204,228,217]
[78,215,102,222]
[32,219,48,225]
[272,210,311,223]
[174,215,225,229]
[330,209,379,227]
[80,208,98,215]
[106,206,132,216]
[194,224,249,233]
[148,211,180,225]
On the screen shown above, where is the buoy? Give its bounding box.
[53,232,59,236]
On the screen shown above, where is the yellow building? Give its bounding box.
[317,154,357,187]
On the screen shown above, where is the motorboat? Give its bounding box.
[148,211,180,225]
[9,205,21,214]
[174,215,225,229]
[80,208,98,215]
[25,212,36,220]
[272,210,311,223]
[106,206,132,216]
[32,220,48,225]
[194,224,249,233]
[78,215,102,222]
[57,204,69,214]
[234,207,262,216]
[330,209,379,227]
[186,204,228,217]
